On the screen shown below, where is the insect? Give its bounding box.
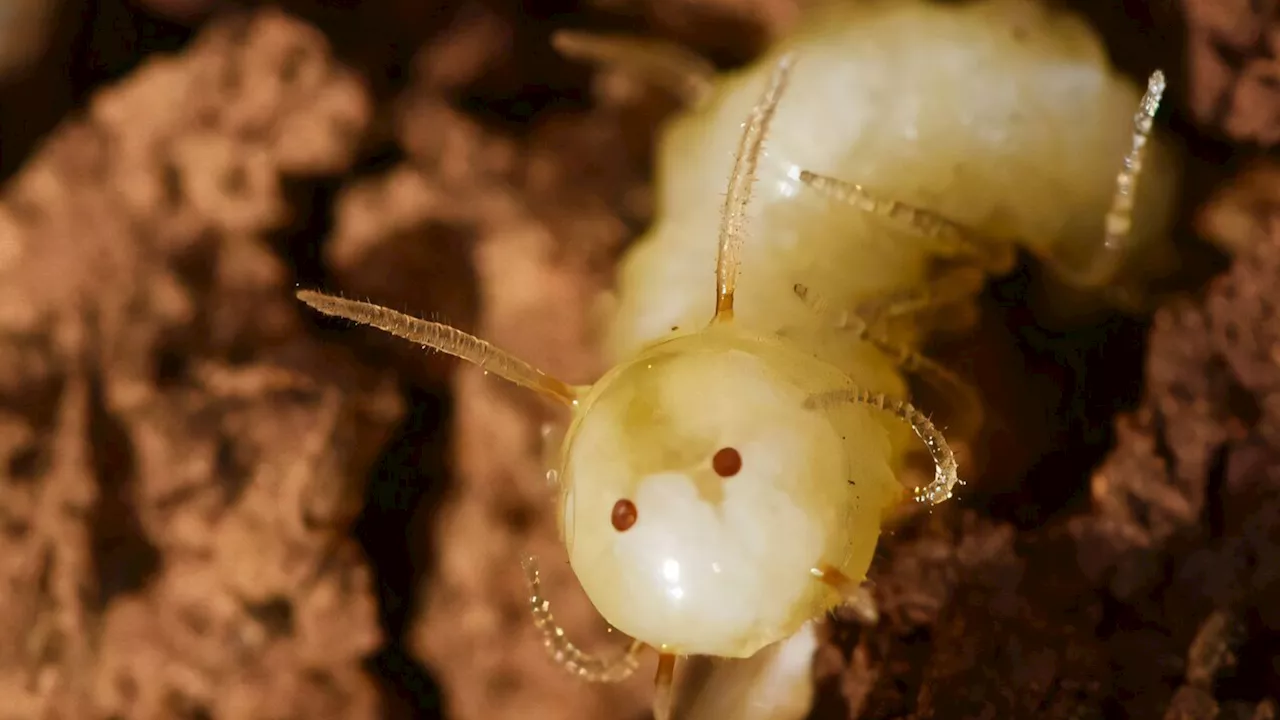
[298,1,1177,717]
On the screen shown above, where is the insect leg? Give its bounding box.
[864,337,982,441]
[811,564,879,625]
[655,653,677,720]
[551,30,716,106]
[521,556,645,682]
[671,624,820,720]
[793,282,984,440]
[1043,70,1166,288]
[794,264,985,330]
[798,170,1011,270]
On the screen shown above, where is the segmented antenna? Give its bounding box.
[714,54,796,322]
[296,290,578,406]
[805,387,961,505]
[1068,69,1167,287]
[521,556,644,682]
[797,170,987,262]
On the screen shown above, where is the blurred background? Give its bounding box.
[1,0,1278,718]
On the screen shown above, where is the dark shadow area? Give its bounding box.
[0,0,199,180]
[86,367,162,611]
[355,383,452,720]
[68,0,200,99]
[985,263,1153,528]
[455,0,594,132]
[276,142,451,716]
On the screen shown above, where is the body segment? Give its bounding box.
[611,0,1178,363]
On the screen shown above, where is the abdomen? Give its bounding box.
[608,0,1178,369]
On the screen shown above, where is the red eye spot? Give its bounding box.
[611,499,637,532]
[712,447,742,477]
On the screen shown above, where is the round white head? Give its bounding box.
[557,331,886,658]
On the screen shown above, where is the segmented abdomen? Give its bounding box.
[608,0,1177,377]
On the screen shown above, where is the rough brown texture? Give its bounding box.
[1,0,1279,718]
[1184,0,1280,145]
[808,172,1280,719]
[0,9,401,719]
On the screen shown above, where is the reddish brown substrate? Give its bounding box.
[0,0,1277,718]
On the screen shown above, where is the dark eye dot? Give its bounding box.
[611,499,637,531]
[712,447,742,477]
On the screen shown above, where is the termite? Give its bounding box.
[298,1,1177,717]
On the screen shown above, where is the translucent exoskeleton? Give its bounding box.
[297,35,1168,715]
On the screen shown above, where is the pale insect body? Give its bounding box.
[610,0,1180,362]
[298,1,1178,718]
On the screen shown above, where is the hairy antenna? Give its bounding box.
[521,556,645,682]
[714,53,796,322]
[792,281,985,440]
[296,290,578,405]
[796,170,987,262]
[1070,69,1167,287]
[804,387,961,505]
